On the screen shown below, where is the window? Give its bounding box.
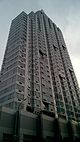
[53,45,58,51]
[42,76,44,80]
[67,111,74,117]
[43,101,49,110]
[17,75,25,84]
[16,84,24,92]
[16,92,24,100]
[23,135,36,142]
[36,100,40,107]
[48,18,51,29]
[2,133,13,142]
[42,85,45,89]
[62,45,66,50]
[28,97,31,104]
[39,50,44,59]
[54,87,57,92]
[38,17,41,31]
[57,107,65,114]
[18,67,25,76]
[34,91,40,98]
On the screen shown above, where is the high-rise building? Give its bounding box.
[0,10,80,122]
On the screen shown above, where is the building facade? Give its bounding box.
[0,10,80,123]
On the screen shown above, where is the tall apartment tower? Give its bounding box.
[0,10,80,121]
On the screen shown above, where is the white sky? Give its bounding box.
[0,0,80,87]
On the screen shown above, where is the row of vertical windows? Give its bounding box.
[37,17,41,31]
[69,69,79,95]
[48,18,52,29]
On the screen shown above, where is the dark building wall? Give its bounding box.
[0,107,80,142]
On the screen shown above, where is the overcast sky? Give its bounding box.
[0,0,80,87]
